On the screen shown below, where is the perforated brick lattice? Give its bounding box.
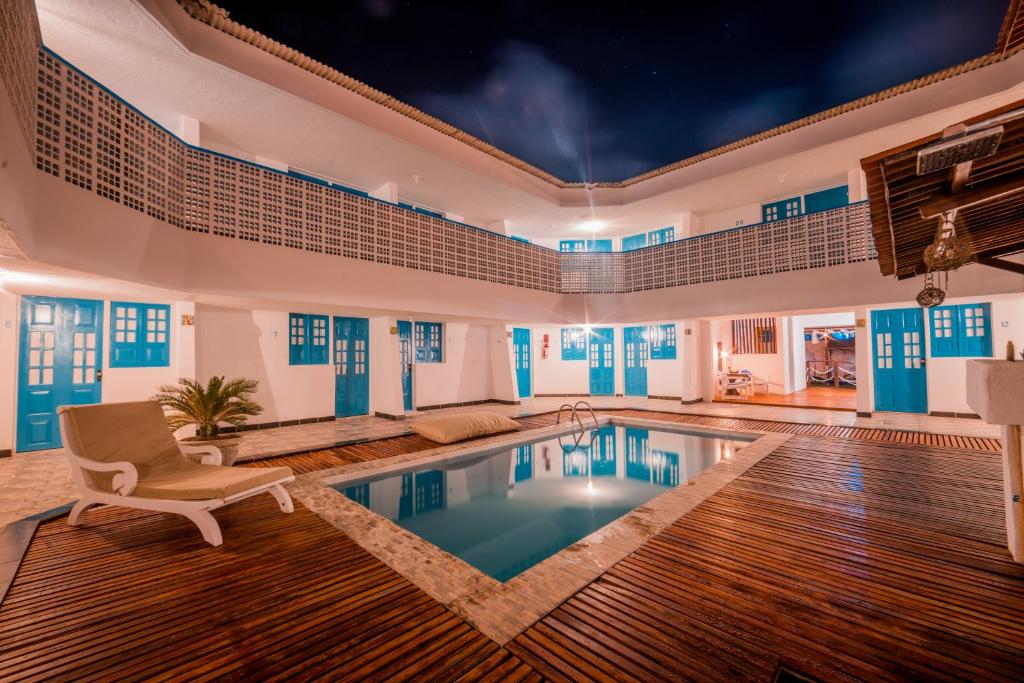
[0,0,41,152]
[34,48,876,295]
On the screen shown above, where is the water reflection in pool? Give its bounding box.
[338,425,752,581]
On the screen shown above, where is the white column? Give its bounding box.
[698,320,716,403]
[680,321,705,402]
[0,290,18,453]
[676,211,702,239]
[489,325,517,403]
[848,167,868,202]
[175,301,197,381]
[854,307,873,415]
[177,115,201,146]
[368,317,404,416]
[613,325,625,396]
[371,182,399,204]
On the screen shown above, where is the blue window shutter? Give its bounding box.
[622,233,647,251]
[289,313,307,365]
[430,323,443,362]
[649,324,677,359]
[763,197,802,222]
[309,315,329,364]
[415,322,443,363]
[648,227,674,246]
[110,302,170,367]
[804,185,848,214]
[561,328,586,360]
[958,303,991,357]
[110,302,141,367]
[140,304,171,366]
[587,239,613,252]
[929,306,958,357]
[560,240,584,252]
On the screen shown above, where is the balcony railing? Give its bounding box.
[31,48,876,296]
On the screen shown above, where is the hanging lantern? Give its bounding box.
[916,271,946,308]
[923,210,970,271]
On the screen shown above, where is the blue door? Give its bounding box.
[872,308,927,413]
[588,327,615,396]
[334,316,370,417]
[17,296,104,452]
[398,320,413,411]
[623,326,648,396]
[513,328,531,399]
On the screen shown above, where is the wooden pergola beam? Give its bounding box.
[919,172,1024,218]
[977,256,1024,275]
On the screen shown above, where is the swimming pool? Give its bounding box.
[335,424,754,581]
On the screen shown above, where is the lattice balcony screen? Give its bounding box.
[30,47,877,295]
[0,0,40,152]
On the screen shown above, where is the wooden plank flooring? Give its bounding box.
[507,435,1024,682]
[0,410,1019,681]
[0,499,539,682]
[715,386,858,412]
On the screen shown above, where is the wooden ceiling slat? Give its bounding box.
[861,97,1024,278]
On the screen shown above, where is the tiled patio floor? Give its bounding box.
[0,397,999,528]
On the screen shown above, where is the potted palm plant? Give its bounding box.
[154,376,263,466]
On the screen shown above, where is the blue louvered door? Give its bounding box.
[623,326,648,396]
[334,316,370,417]
[398,320,413,411]
[588,327,615,396]
[871,308,927,413]
[513,327,531,398]
[17,296,104,452]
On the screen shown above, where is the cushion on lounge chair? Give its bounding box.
[132,462,292,500]
[411,412,521,444]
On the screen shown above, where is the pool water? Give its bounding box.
[335,424,754,582]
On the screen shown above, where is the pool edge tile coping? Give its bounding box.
[288,416,791,645]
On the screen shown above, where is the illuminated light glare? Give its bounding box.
[579,220,605,232]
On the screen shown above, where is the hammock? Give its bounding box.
[806,366,835,384]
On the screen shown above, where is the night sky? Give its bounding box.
[219,1,1009,182]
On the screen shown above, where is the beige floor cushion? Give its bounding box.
[411,412,521,444]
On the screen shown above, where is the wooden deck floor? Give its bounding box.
[715,386,858,412]
[0,411,1020,681]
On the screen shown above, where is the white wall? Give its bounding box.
[532,325,590,395]
[530,321,692,398]
[195,305,334,424]
[0,291,18,452]
[413,323,494,407]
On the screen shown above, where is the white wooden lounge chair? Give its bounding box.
[58,400,294,546]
